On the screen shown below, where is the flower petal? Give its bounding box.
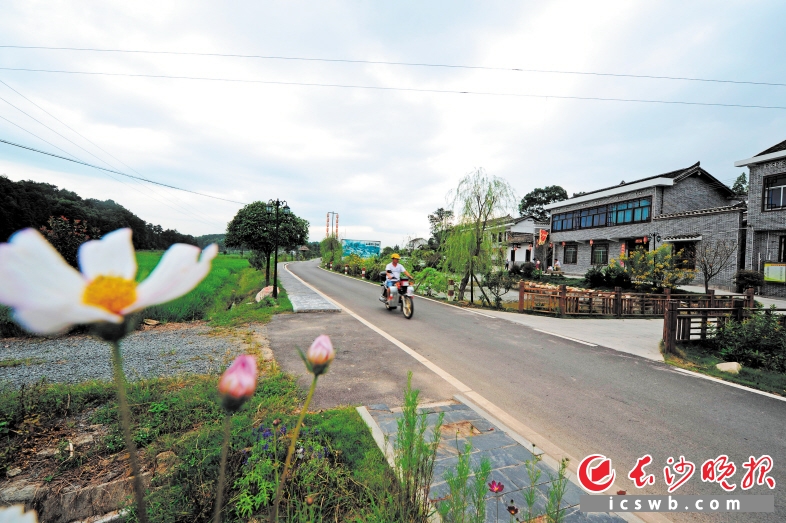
[14,303,122,335]
[0,229,86,310]
[78,228,136,280]
[125,243,218,313]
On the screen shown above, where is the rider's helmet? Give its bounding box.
[391,253,401,260]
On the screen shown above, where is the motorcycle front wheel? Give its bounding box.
[401,296,414,319]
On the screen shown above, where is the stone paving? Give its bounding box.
[365,400,627,523]
[278,263,341,313]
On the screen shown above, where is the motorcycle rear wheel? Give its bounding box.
[402,296,414,319]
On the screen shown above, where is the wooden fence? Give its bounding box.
[517,282,754,318]
[662,296,786,354]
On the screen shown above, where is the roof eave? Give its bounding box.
[734,149,786,167]
[544,177,675,210]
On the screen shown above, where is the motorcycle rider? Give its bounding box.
[380,253,413,302]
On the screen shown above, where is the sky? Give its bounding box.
[0,1,784,248]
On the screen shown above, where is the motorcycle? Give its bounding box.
[379,272,415,319]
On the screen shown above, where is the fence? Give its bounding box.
[517,282,751,318]
[662,292,786,354]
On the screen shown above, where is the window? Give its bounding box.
[552,211,575,231]
[591,244,608,265]
[780,236,786,263]
[551,197,651,232]
[607,198,651,225]
[563,244,578,264]
[764,174,786,211]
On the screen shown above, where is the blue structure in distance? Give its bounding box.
[342,239,381,258]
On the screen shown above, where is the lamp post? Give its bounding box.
[268,199,290,299]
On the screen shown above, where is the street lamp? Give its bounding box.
[268,199,290,299]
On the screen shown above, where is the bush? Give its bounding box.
[482,270,516,308]
[734,270,764,290]
[521,262,535,278]
[413,268,447,297]
[711,307,786,372]
[583,266,605,288]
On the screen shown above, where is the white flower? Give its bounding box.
[0,228,218,335]
[0,505,38,523]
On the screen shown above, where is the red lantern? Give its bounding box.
[589,239,594,245]
[561,242,566,246]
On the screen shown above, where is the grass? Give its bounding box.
[0,357,46,368]
[136,252,292,327]
[0,370,392,522]
[664,342,786,396]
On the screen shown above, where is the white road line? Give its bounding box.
[670,367,786,403]
[284,264,658,522]
[532,328,598,347]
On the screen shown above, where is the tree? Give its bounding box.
[693,239,738,293]
[441,168,517,302]
[225,202,309,285]
[39,216,101,268]
[731,173,748,195]
[620,244,696,291]
[427,207,454,248]
[518,186,568,222]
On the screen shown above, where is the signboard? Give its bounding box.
[763,262,786,283]
[341,239,381,258]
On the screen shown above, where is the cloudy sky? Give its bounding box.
[0,1,784,247]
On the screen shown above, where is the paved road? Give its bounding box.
[289,260,786,523]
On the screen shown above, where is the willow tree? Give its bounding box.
[441,168,517,302]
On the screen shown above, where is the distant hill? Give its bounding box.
[0,175,197,249]
[195,233,226,249]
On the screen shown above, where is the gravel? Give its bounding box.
[0,324,245,388]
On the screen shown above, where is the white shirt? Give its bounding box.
[385,262,407,281]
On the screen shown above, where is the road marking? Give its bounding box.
[286,264,658,522]
[670,367,786,403]
[532,328,598,347]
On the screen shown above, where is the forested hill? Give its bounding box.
[0,175,198,249]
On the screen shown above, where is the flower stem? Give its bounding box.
[213,413,232,523]
[269,375,318,523]
[110,341,148,523]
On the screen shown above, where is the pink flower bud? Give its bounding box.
[301,334,335,376]
[218,355,258,411]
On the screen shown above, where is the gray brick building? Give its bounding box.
[544,162,745,290]
[735,139,786,297]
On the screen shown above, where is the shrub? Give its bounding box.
[39,216,101,268]
[734,270,764,290]
[482,270,516,308]
[620,245,696,290]
[711,308,786,372]
[520,262,535,278]
[413,268,447,297]
[583,266,605,288]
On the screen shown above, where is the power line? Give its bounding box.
[0,79,226,228]
[0,66,783,110]
[0,137,248,205]
[1,44,784,88]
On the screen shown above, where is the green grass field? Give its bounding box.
[135,251,292,326]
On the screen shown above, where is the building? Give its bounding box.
[498,215,550,267]
[735,139,786,297]
[544,162,745,289]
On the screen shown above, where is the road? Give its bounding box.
[288,260,785,522]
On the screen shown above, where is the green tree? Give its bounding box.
[518,186,568,222]
[731,172,748,195]
[39,216,101,268]
[427,207,454,249]
[225,202,309,285]
[442,168,517,302]
[319,236,342,267]
[620,244,696,291]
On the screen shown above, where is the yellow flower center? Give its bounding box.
[83,276,137,314]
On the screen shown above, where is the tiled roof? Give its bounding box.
[508,232,534,243]
[571,162,701,199]
[663,233,701,241]
[654,202,746,220]
[755,138,786,157]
